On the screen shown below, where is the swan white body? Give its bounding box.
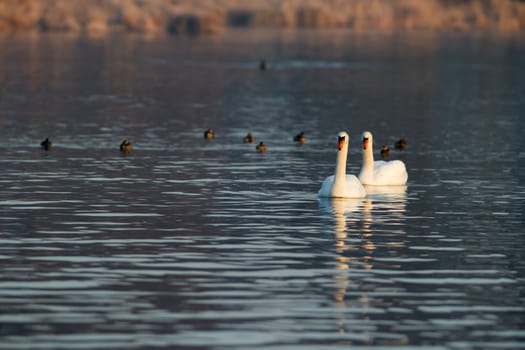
[358,131,408,186]
[318,131,366,198]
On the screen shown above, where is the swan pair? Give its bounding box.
[318,131,407,198]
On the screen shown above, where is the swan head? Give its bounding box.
[362,131,373,150]
[337,131,349,151]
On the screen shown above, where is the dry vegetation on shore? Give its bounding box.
[0,0,524,34]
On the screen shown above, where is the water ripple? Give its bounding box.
[0,30,524,350]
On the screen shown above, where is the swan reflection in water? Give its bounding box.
[363,185,407,227]
[363,185,408,198]
[318,186,407,343]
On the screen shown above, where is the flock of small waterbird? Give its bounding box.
[36,59,408,199]
[39,129,407,199]
[38,60,406,157]
[39,130,406,157]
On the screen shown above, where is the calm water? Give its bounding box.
[0,29,524,349]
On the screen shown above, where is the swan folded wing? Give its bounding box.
[344,175,366,198]
[373,160,387,170]
[374,160,407,185]
[318,174,365,198]
[318,175,335,197]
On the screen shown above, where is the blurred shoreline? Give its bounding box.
[1,0,524,35]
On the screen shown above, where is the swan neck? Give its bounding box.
[362,144,374,170]
[335,148,348,182]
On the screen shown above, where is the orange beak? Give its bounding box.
[363,138,369,150]
[338,138,345,151]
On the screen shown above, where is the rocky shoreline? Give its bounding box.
[1,0,524,35]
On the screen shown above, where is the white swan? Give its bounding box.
[358,131,408,186]
[318,131,366,198]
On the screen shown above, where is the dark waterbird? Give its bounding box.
[256,142,267,153]
[40,138,52,151]
[380,144,390,158]
[120,139,132,154]
[259,59,269,70]
[293,131,306,144]
[243,133,256,143]
[395,138,407,151]
[204,128,215,140]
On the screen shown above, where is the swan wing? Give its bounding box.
[373,160,387,170]
[343,175,366,198]
[374,160,407,185]
[318,175,335,197]
[318,174,366,198]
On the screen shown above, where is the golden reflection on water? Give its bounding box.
[321,186,407,342]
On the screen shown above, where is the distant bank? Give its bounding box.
[1,0,524,34]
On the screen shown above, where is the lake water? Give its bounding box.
[0,29,524,349]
